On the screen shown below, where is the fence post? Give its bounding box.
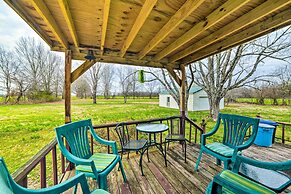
[282,124,285,144]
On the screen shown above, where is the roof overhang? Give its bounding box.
[4,0,291,69]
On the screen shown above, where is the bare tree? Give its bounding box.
[190,27,291,119]
[88,62,102,104]
[0,46,18,103]
[276,65,291,105]
[117,66,134,103]
[13,69,30,103]
[72,77,91,99]
[15,37,44,92]
[102,65,114,99]
[145,80,159,99]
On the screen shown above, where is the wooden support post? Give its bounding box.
[179,65,186,136]
[65,50,72,123]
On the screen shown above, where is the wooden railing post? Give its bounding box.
[40,157,46,188]
[282,124,285,144]
[18,176,28,188]
[52,145,58,185]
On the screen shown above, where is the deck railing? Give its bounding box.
[12,116,203,189]
[275,121,291,144]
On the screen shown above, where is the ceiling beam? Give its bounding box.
[170,0,291,62]
[71,60,96,83]
[72,52,178,69]
[57,0,79,52]
[4,0,53,47]
[101,0,111,55]
[154,0,252,61]
[120,0,157,57]
[166,66,181,86]
[182,7,291,64]
[30,0,68,49]
[137,0,205,59]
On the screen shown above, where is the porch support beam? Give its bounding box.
[179,65,186,135]
[170,0,291,62]
[154,0,251,60]
[101,0,111,55]
[65,50,72,123]
[120,0,157,57]
[182,7,291,64]
[166,66,181,86]
[138,0,205,59]
[71,60,96,83]
[58,0,79,52]
[30,0,68,49]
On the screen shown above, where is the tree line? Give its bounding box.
[0,37,63,103]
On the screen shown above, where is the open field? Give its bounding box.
[0,98,290,173]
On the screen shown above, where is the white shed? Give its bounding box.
[159,87,224,111]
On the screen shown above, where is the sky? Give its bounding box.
[0,1,290,86]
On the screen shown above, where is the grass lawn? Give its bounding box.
[0,98,290,173]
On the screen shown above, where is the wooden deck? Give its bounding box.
[65,143,291,194]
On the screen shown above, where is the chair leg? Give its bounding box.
[195,149,203,171]
[184,141,187,163]
[216,158,221,166]
[99,175,108,191]
[146,146,150,162]
[119,160,127,182]
[164,141,167,167]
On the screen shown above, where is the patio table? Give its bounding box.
[136,123,169,168]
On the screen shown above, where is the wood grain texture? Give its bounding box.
[61,143,291,193]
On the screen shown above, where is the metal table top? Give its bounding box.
[136,123,169,133]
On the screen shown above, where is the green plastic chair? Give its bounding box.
[0,157,108,194]
[206,155,291,194]
[55,119,127,191]
[195,113,259,171]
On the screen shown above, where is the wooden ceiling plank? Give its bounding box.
[170,0,291,63]
[120,0,157,57]
[30,0,68,49]
[71,60,95,83]
[101,0,111,55]
[182,7,291,64]
[58,0,79,52]
[137,0,206,60]
[154,0,252,61]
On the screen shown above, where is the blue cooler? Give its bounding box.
[259,119,279,143]
[254,123,275,147]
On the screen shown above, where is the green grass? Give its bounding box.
[0,98,290,174]
[236,98,291,105]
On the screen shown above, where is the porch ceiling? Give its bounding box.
[4,0,291,69]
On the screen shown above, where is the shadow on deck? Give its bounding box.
[65,143,291,194]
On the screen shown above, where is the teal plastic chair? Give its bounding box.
[0,157,108,194]
[55,119,127,191]
[195,113,259,170]
[206,155,291,194]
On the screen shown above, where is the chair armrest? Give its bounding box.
[201,124,220,145]
[90,127,118,154]
[11,173,91,194]
[211,174,254,194]
[233,155,291,172]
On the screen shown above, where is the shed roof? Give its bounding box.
[160,86,203,95]
[4,0,291,69]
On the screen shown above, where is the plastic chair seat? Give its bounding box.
[91,189,110,194]
[211,170,275,194]
[76,153,117,173]
[165,134,186,141]
[123,139,147,150]
[205,142,236,157]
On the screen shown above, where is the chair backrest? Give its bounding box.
[114,123,130,148]
[169,118,180,135]
[0,158,14,194]
[219,113,259,148]
[55,119,92,159]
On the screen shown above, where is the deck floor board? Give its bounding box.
[63,143,290,193]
